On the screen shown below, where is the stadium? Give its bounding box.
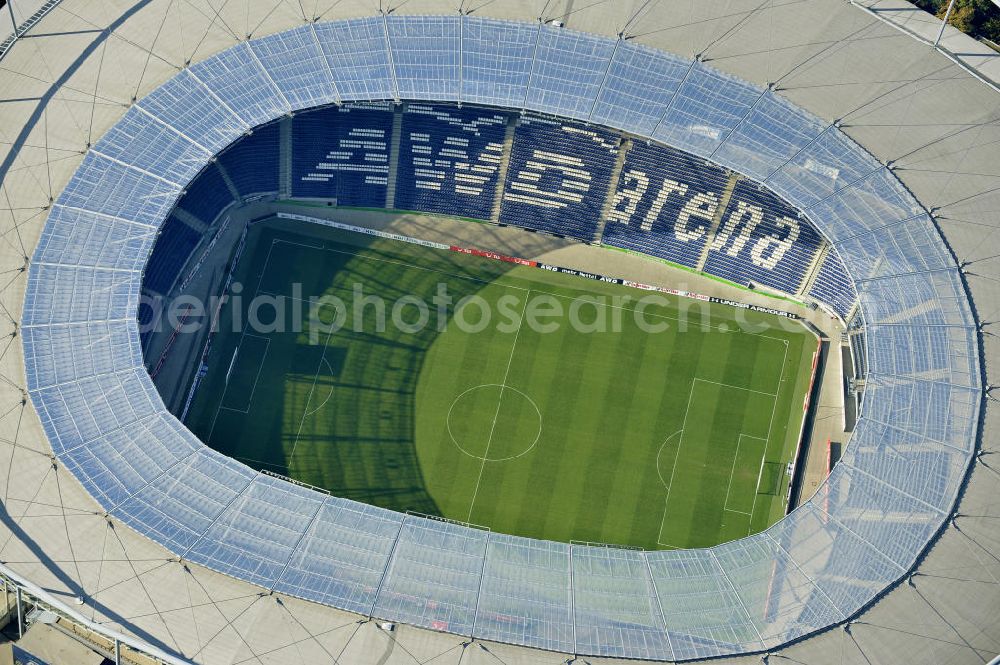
[0,1,997,664]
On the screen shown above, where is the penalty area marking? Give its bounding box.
[203,237,280,443]
[657,375,781,548]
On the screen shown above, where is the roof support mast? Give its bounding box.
[7,0,18,39]
[935,0,957,47]
[458,9,464,108]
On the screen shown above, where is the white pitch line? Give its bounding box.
[219,236,334,465]
[466,292,530,524]
[275,246,345,462]
[654,429,685,489]
[532,288,792,343]
[724,433,769,512]
[215,235,531,465]
[273,240,790,348]
[206,239,279,445]
[304,357,337,417]
[656,380,698,546]
[746,340,789,535]
[694,377,777,397]
[215,336,270,415]
[272,238,324,251]
[723,434,745,512]
[287,325,339,462]
[237,335,270,412]
[272,238,530,292]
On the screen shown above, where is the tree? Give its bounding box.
[936,0,1000,40]
[981,16,1000,43]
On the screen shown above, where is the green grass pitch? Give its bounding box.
[185,218,817,550]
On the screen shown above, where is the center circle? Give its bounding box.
[446,384,542,462]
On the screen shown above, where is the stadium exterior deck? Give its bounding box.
[0,1,998,664]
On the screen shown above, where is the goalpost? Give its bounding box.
[754,451,768,498]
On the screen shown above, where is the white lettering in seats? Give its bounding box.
[676,192,719,241]
[751,216,800,269]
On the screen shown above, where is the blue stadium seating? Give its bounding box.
[809,250,856,319]
[499,115,620,241]
[601,141,730,268]
[143,214,202,295]
[702,180,823,294]
[291,104,393,207]
[395,104,510,220]
[157,101,858,325]
[177,163,236,224]
[217,121,281,197]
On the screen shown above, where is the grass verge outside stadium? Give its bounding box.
[183,217,817,550]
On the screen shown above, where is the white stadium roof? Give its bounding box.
[0,2,998,664]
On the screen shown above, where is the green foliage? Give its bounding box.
[983,16,1000,42]
[916,0,1000,42]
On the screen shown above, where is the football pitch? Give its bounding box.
[185,218,817,550]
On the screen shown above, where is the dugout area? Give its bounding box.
[183,217,818,550]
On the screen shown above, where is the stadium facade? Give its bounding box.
[0,2,997,664]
